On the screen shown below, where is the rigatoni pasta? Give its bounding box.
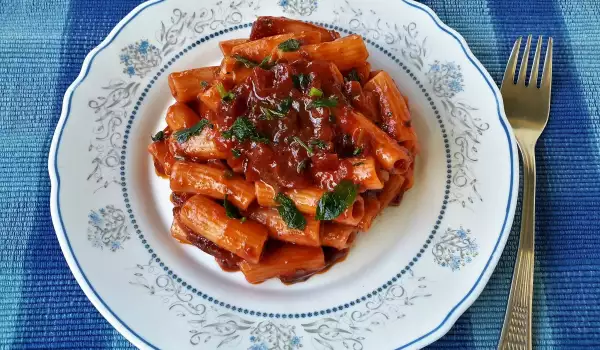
[148,17,418,284]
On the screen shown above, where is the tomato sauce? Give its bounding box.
[210,60,372,191]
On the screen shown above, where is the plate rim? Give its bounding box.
[47,0,519,349]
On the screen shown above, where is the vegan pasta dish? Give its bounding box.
[148,16,418,284]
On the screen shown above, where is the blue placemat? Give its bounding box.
[1,0,599,348]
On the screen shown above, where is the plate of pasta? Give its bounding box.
[49,1,518,349]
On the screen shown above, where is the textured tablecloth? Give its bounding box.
[1,0,599,348]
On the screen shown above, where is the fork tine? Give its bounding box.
[502,37,522,87]
[529,36,543,87]
[517,35,532,85]
[541,37,553,89]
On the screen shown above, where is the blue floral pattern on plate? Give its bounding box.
[87,205,129,251]
[432,227,478,271]
[120,40,161,78]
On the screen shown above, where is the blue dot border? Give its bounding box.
[120,22,451,319]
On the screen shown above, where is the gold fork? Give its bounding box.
[498,35,553,350]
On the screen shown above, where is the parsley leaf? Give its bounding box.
[260,98,293,120]
[258,56,274,69]
[224,194,245,221]
[292,73,311,90]
[292,136,314,156]
[278,38,301,52]
[345,69,361,82]
[309,87,323,97]
[278,97,293,113]
[151,130,165,142]
[173,120,211,143]
[315,180,359,220]
[232,54,259,68]
[231,149,242,158]
[353,146,363,156]
[307,96,338,109]
[215,82,235,102]
[222,117,270,144]
[297,159,309,173]
[274,193,306,230]
[310,139,328,150]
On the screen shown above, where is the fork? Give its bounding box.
[497,35,553,350]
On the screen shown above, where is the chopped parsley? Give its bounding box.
[215,82,235,102]
[353,146,363,156]
[309,87,323,97]
[307,96,338,109]
[261,98,293,120]
[222,117,270,144]
[292,136,314,156]
[310,139,328,150]
[278,38,301,52]
[292,73,311,90]
[232,54,259,68]
[297,159,309,173]
[151,130,165,142]
[345,68,361,82]
[200,81,209,88]
[315,180,359,220]
[173,120,211,143]
[259,56,274,69]
[274,193,306,230]
[224,194,245,221]
[231,149,242,158]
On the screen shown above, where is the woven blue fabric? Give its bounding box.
[0,0,598,348]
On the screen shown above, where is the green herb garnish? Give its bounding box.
[200,81,209,88]
[216,82,235,102]
[224,194,245,221]
[151,130,165,142]
[297,159,309,173]
[310,139,328,150]
[353,147,363,156]
[260,97,293,120]
[231,149,242,158]
[309,87,323,97]
[222,117,270,144]
[292,73,310,90]
[307,96,338,109]
[278,38,301,52]
[173,120,211,143]
[259,56,274,69]
[232,54,259,68]
[274,193,306,230]
[345,69,361,82]
[315,180,359,220]
[292,136,314,156]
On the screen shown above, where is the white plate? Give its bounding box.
[49,0,518,349]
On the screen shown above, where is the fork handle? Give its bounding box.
[498,145,536,350]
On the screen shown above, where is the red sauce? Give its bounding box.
[186,231,242,272]
[211,60,373,191]
[171,194,241,271]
